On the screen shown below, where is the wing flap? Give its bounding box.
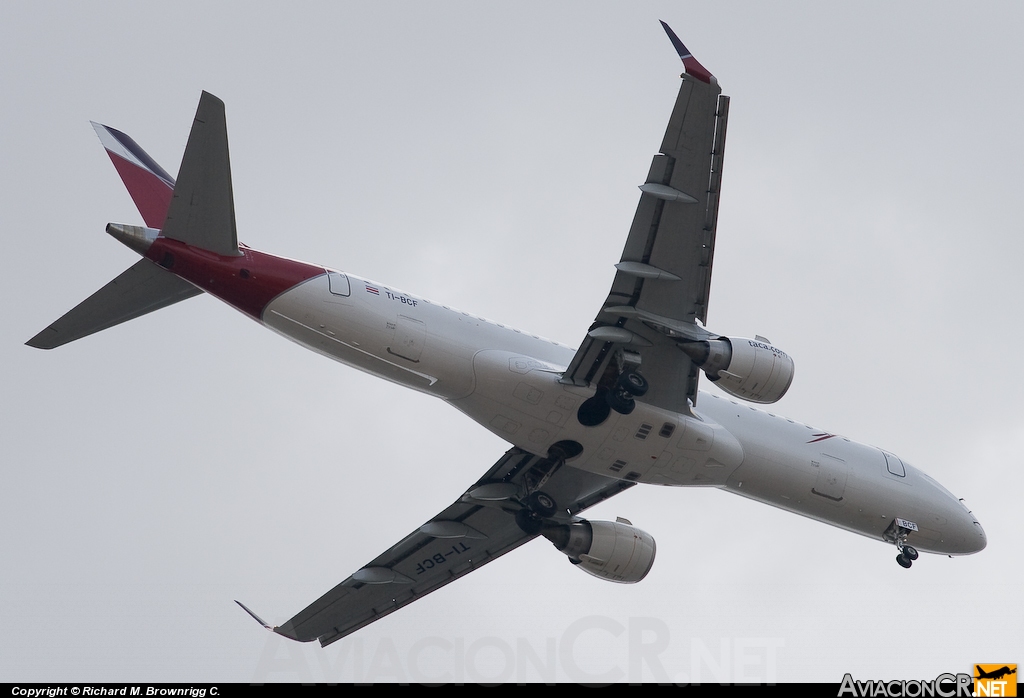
[642,91,730,325]
[562,41,728,413]
[281,505,532,645]
[272,448,633,646]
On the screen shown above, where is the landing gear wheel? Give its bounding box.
[526,491,557,518]
[606,389,636,415]
[617,371,649,397]
[887,519,919,569]
[515,508,544,535]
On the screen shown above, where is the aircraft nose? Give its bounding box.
[911,465,987,555]
[963,510,987,554]
[945,496,987,555]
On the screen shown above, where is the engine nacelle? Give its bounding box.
[679,336,794,404]
[542,518,656,584]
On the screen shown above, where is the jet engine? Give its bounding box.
[679,336,794,404]
[542,518,656,583]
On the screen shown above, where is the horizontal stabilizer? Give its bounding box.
[26,259,201,349]
[162,91,241,256]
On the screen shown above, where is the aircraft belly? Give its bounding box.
[449,349,588,455]
[451,349,744,485]
[640,414,744,486]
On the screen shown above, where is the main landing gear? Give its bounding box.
[515,491,558,535]
[577,370,649,426]
[513,441,581,535]
[606,371,649,415]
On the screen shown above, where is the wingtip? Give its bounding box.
[659,20,715,84]
[235,600,273,630]
[26,327,58,350]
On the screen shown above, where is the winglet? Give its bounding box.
[659,21,715,84]
[235,600,273,630]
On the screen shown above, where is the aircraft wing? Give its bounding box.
[252,448,633,646]
[561,23,729,414]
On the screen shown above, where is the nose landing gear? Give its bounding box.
[896,544,919,568]
[885,518,920,568]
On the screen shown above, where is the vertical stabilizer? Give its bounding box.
[26,90,246,350]
[92,122,176,228]
[162,91,242,256]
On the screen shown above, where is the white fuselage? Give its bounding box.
[262,271,985,557]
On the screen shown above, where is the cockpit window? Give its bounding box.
[882,451,906,477]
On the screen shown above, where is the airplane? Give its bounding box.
[27,23,986,647]
[975,666,1017,681]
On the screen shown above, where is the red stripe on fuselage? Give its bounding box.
[145,238,323,319]
[106,152,175,229]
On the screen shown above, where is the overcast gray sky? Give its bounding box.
[2,0,1021,684]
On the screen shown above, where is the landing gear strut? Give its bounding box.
[526,491,557,518]
[886,519,920,568]
[515,490,559,535]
